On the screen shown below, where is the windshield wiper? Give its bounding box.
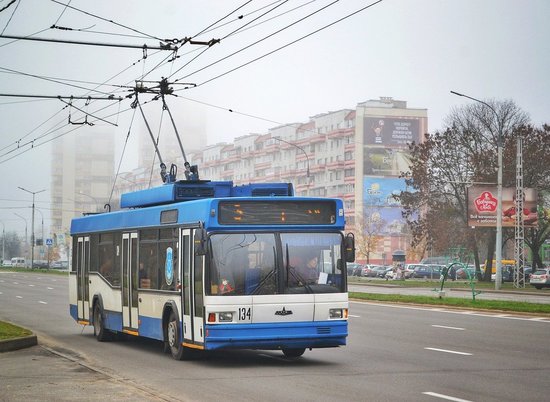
[285,244,312,293]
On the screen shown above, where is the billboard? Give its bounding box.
[363,147,412,176]
[364,117,420,148]
[363,177,408,207]
[467,186,539,227]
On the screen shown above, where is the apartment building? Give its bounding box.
[118,97,427,263]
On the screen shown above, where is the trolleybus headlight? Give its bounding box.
[329,308,347,319]
[218,312,233,322]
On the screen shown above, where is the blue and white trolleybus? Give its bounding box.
[69,180,354,359]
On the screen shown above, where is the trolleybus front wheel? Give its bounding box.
[166,310,186,360]
[282,348,305,358]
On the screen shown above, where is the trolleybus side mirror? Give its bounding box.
[194,228,208,256]
[344,233,355,262]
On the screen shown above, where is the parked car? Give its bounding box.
[529,268,550,289]
[370,265,388,278]
[456,266,476,280]
[346,263,361,276]
[404,264,426,279]
[411,265,441,279]
[363,265,385,278]
[359,264,374,276]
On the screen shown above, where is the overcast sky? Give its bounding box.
[1,0,549,235]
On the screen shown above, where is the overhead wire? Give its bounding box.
[183,0,384,89]
[167,0,292,81]
[52,0,71,25]
[171,0,341,83]
[49,0,164,42]
[192,0,253,38]
[0,0,19,35]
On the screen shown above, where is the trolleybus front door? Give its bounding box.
[76,236,90,321]
[122,232,138,332]
[181,229,205,346]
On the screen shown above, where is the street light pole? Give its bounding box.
[450,90,503,290]
[18,187,45,270]
[0,220,4,264]
[35,208,45,263]
[78,191,100,212]
[14,213,28,264]
[273,136,311,195]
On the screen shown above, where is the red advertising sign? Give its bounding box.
[467,186,539,227]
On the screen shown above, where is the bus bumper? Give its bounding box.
[204,320,347,350]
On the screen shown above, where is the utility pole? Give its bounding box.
[0,220,4,264]
[18,187,45,269]
[14,213,28,263]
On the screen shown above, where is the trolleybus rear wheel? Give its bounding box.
[282,348,305,358]
[93,303,111,342]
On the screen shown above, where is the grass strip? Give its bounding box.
[0,267,68,275]
[349,292,550,315]
[0,321,32,340]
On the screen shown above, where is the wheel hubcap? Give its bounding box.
[168,321,177,347]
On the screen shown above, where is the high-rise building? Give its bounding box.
[50,131,115,237]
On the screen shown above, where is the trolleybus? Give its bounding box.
[69,180,354,359]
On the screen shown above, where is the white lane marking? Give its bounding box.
[425,347,472,356]
[422,391,473,402]
[16,295,22,299]
[39,301,47,304]
[13,282,19,284]
[431,325,465,331]
[0,291,3,294]
[28,284,35,287]
[352,301,550,323]
[47,287,54,290]
[349,314,361,318]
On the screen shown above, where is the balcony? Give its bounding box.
[326,160,345,170]
[327,128,354,139]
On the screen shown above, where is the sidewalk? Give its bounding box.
[0,342,167,401]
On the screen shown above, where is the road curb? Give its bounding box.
[0,335,38,353]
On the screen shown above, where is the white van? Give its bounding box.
[11,257,26,267]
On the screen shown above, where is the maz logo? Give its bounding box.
[275,307,293,316]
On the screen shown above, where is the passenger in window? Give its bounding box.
[299,255,319,284]
[139,262,150,288]
[100,258,113,278]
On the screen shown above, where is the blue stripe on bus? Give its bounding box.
[138,315,164,341]
[204,320,347,350]
[69,304,78,321]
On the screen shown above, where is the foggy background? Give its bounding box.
[1,0,549,237]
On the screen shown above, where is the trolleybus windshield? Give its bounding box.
[208,232,344,295]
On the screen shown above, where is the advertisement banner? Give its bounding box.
[363,207,407,235]
[467,186,539,227]
[363,177,408,207]
[364,117,420,148]
[363,147,412,176]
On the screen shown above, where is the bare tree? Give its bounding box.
[398,99,548,281]
[355,203,386,264]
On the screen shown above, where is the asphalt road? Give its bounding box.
[1,271,550,402]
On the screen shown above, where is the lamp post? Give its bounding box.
[273,136,311,195]
[35,208,45,263]
[14,213,28,264]
[450,90,503,290]
[18,187,45,270]
[77,191,100,212]
[0,220,4,264]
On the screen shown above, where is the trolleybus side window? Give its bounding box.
[96,233,120,286]
[138,228,179,290]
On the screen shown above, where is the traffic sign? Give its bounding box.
[46,238,53,246]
